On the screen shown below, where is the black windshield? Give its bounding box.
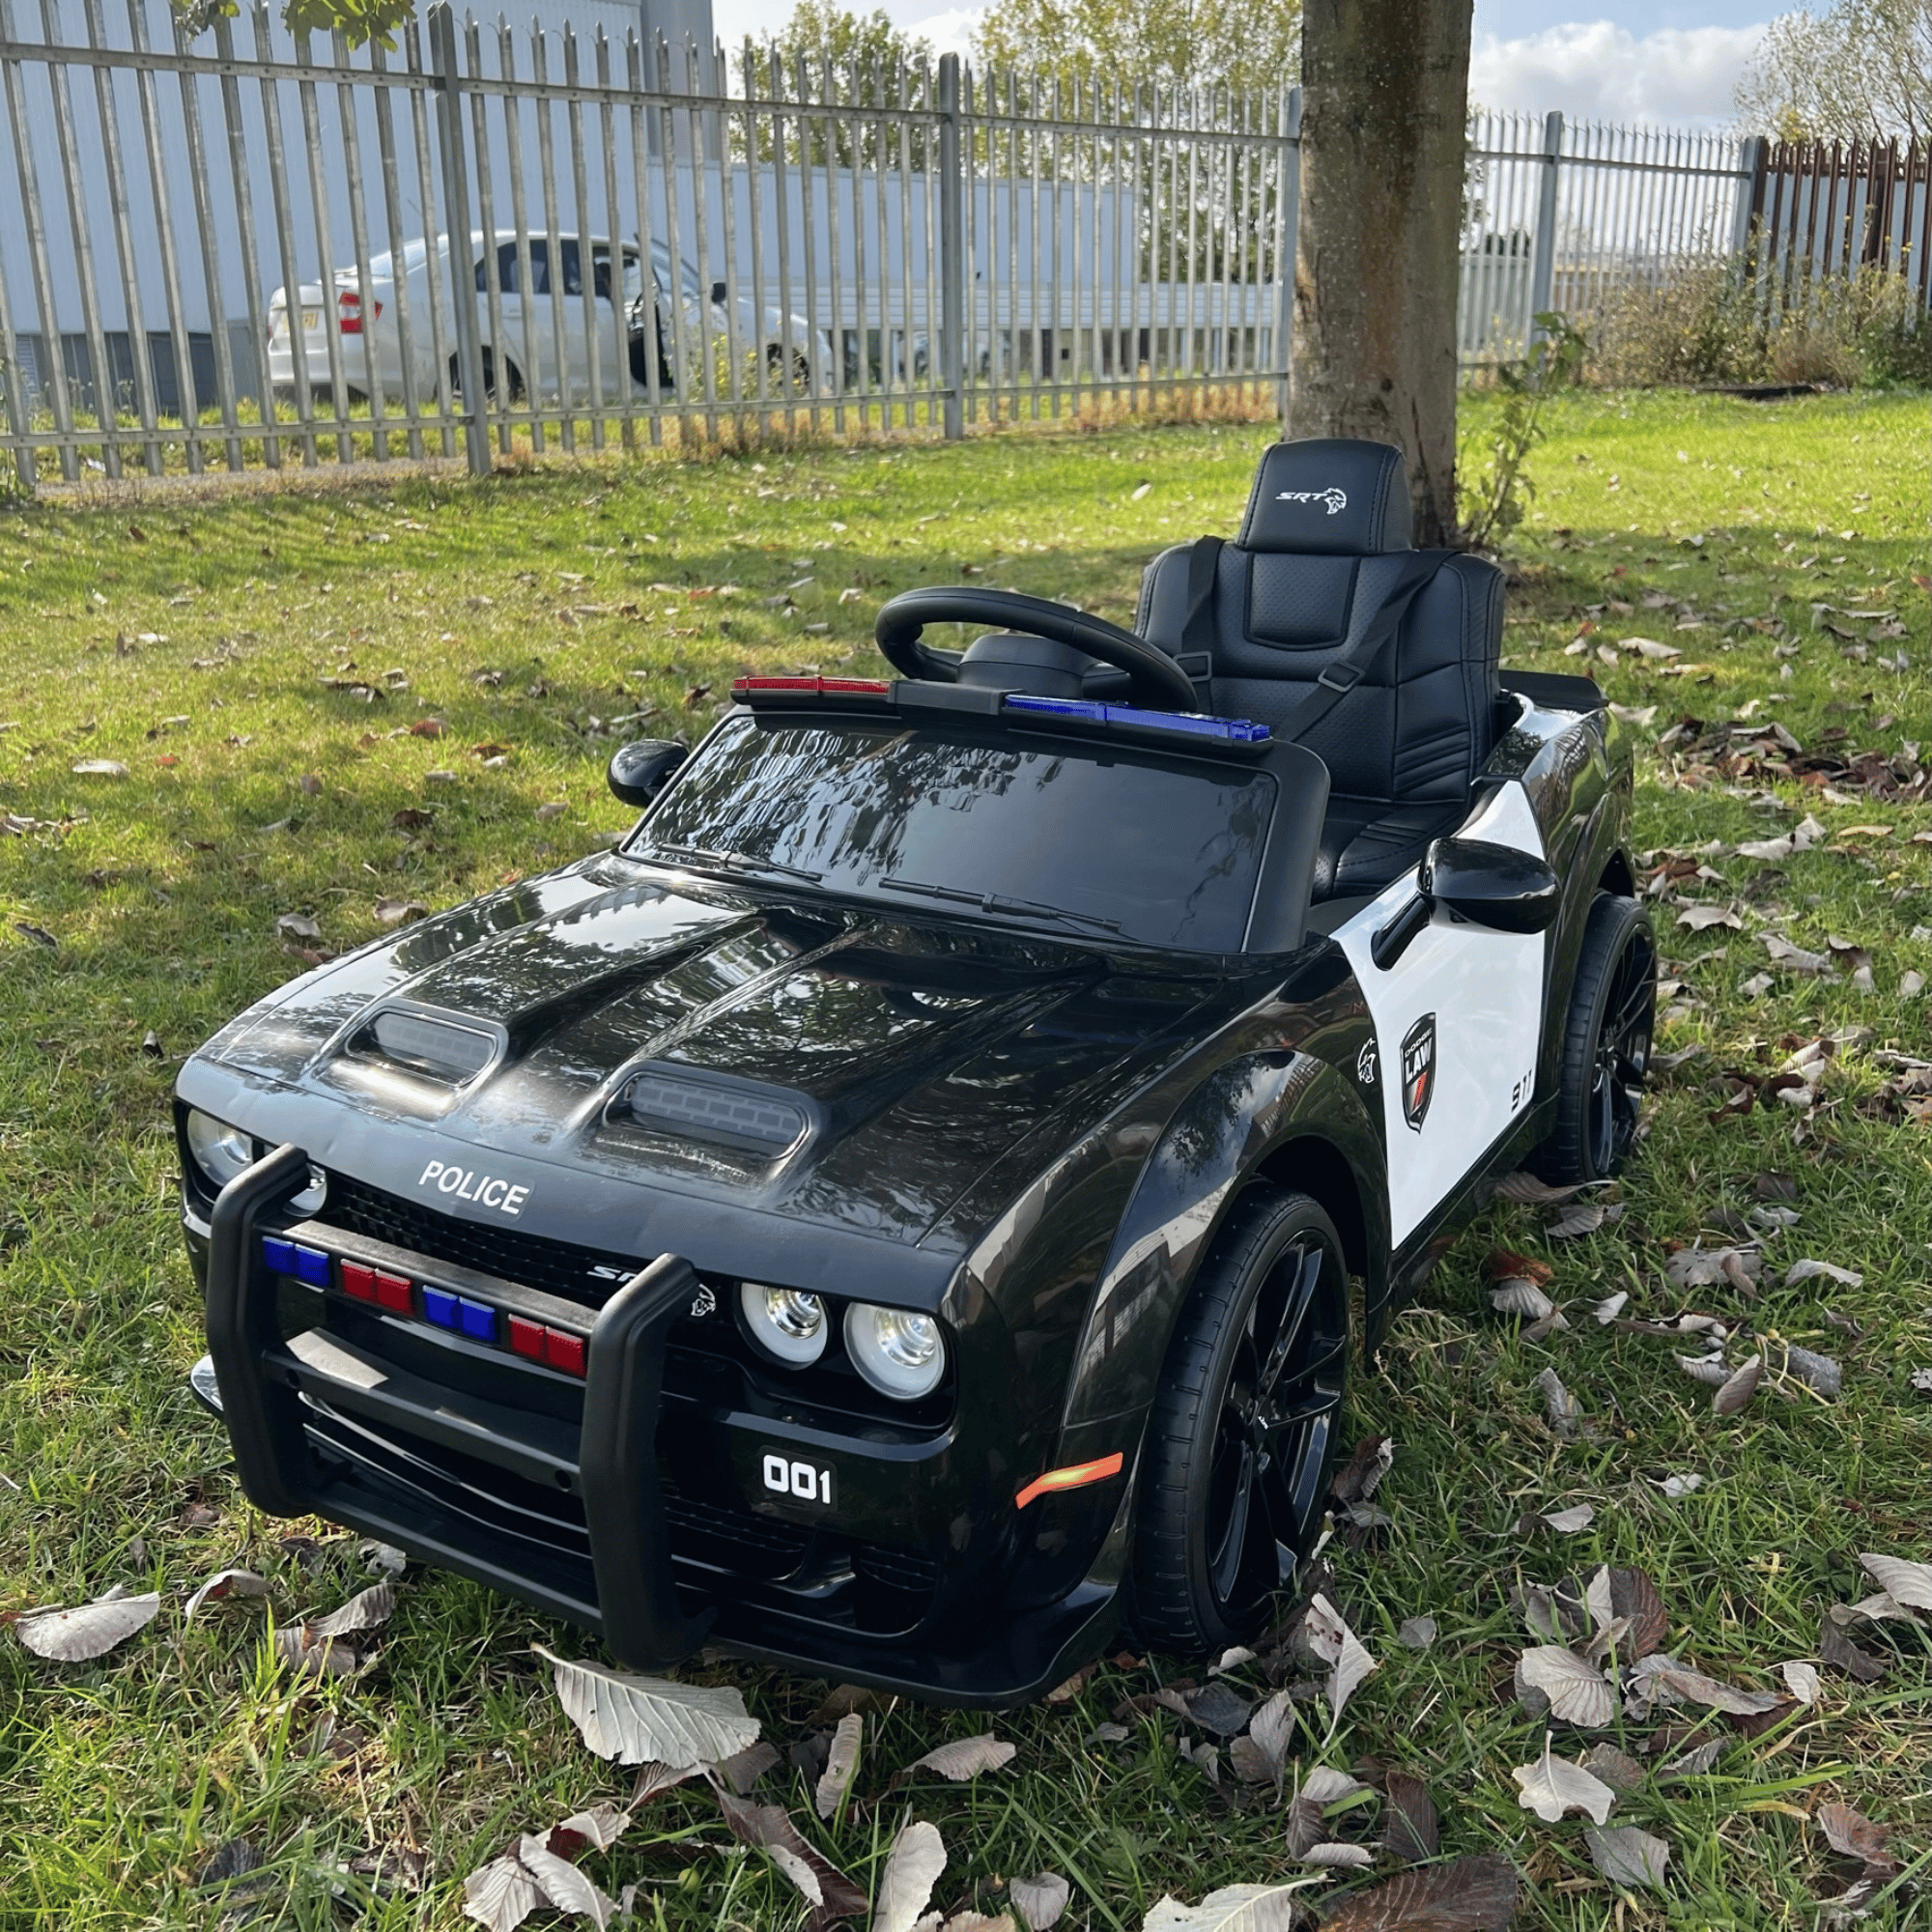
[632,716,1275,952]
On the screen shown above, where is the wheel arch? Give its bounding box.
[1053,1050,1387,1461]
[1598,846,1636,897]
[1252,1134,1369,1288]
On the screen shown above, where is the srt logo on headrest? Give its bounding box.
[1276,487,1348,515]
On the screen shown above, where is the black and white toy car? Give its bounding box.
[176,439,1655,1704]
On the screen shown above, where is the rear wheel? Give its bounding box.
[449,349,523,405]
[1130,1185,1349,1657]
[1533,893,1656,1183]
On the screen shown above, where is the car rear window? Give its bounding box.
[633,714,1276,952]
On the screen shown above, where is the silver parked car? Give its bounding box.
[267,231,828,408]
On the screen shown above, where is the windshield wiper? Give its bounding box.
[650,841,823,885]
[882,875,1123,936]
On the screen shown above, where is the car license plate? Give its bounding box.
[300,307,322,330]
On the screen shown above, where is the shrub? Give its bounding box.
[1583,257,1931,390]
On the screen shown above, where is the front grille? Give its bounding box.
[306,1397,936,1631]
[854,1542,941,1595]
[319,1171,639,1310]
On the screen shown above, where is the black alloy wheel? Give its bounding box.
[1131,1185,1349,1656]
[1535,893,1657,1183]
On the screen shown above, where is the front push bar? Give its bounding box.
[204,1143,711,1668]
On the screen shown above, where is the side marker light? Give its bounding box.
[1013,1451,1125,1510]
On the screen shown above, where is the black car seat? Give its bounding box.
[1136,438,1505,902]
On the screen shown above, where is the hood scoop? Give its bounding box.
[325,1005,507,1115]
[613,1064,813,1157]
[356,1008,500,1083]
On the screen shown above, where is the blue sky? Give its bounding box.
[708,0,1778,127]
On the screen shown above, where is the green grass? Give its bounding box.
[0,388,1927,1929]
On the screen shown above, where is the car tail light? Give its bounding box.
[337,291,383,335]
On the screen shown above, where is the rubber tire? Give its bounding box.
[450,349,523,405]
[1129,1185,1347,1659]
[1532,892,1656,1184]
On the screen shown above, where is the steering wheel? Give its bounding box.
[874,586,1199,713]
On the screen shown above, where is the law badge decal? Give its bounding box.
[1400,1013,1436,1131]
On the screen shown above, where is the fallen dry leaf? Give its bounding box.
[1493,1171,1595,1204]
[1513,1736,1618,1824]
[1820,1609,1889,1683]
[1301,1594,1377,1727]
[1548,1202,1622,1240]
[1784,1259,1863,1289]
[1380,1769,1438,1862]
[1141,1882,1320,1930]
[900,1734,1016,1782]
[1009,1871,1071,1931]
[816,1711,865,1818]
[872,1818,948,1932]
[1491,1279,1555,1320]
[1816,1801,1895,1871]
[1317,1856,1520,1931]
[534,1644,759,1768]
[1857,1552,1932,1613]
[306,1583,396,1639]
[712,1787,868,1920]
[1485,1248,1553,1285]
[1781,1660,1821,1706]
[1712,1357,1763,1415]
[462,1822,623,1932]
[14,1588,160,1662]
[1580,1743,1645,1791]
[1587,1567,1668,1658]
[184,1568,270,1621]
[1537,1368,1581,1438]
[1517,1646,1617,1727]
[1542,1504,1595,1534]
[1645,1662,1786,1716]
[1584,1825,1670,1890]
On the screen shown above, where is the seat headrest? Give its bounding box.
[1236,439,1413,554]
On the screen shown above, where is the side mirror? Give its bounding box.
[608,739,687,809]
[1420,837,1560,934]
[709,279,728,306]
[1370,837,1558,970]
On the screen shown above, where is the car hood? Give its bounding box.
[194,854,1220,1249]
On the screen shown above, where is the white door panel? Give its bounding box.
[1334,781,1547,1248]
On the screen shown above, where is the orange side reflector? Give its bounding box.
[1014,1452,1124,1511]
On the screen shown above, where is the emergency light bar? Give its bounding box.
[1002,694,1270,745]
[728,675,1270,756]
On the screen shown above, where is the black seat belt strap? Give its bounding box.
[1276,549,1458,744]
[1175,535,1223,685]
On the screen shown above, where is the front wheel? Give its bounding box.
[1532,892,1656,1183]
[1130,1185,1349,1658]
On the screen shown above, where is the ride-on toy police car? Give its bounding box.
[177,439,1655,1704]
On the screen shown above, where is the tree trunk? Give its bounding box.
[1290,0,1473,545]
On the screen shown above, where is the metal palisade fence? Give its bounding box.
[1460,110,1761,361]
[0,0,1296,487]
[0,1,1913,493]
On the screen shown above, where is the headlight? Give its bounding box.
[844,1302,945,1401]
[288,1167,327,1216]
[741,1281,828,1366]
[184,1110,253,1189]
